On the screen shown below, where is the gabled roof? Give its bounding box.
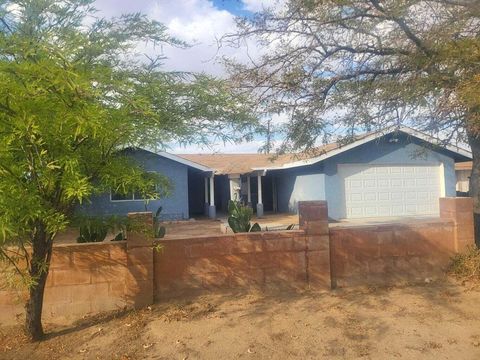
[177,153,296,175]
[252,126,472,171]
[126,147,214,172]
[154,151,214,172]
[177,126,472,175]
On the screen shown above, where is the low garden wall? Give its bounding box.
[0,242,129,326]
[153,202,331,299]
[329,197,474,287]
[0,198,475,326]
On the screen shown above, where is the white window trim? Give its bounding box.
[109,171,160,202]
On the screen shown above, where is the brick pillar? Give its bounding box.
[440,197,475,252]
[126,212,154,308]
[298,201,331,290]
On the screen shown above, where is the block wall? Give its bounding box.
[0,242,128,326]
[0,198,474,327]
[329,197,475,287]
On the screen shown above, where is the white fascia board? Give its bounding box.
[252,125,472,172]
[137,148,214,172]
[398,126,472,158]
[156,151,214,172]
[252,131,385,172]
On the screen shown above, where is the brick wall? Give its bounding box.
[0,212,156,326]
[330,219,456,287]
[0,242,128,326]
[330,197,475,287]
[154,230,330,299]
[153,201,330,300]
[0,199,475,326]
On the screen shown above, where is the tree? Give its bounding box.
[0,0,254,340]
[223,0,480,243]
[257,117,277,154]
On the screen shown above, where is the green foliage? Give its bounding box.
[0,0,254,259]
[76,217,109,243]
[448,246,480,283]
[74,215,128,243]
[0,0,255,338]
[227,200,261,233]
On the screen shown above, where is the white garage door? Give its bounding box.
[339,164,442,219]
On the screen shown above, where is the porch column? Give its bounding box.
[208,175,216,219]
[257,174,264,217]
[229,174,241,202]
[204,177,209,216]
[247,176,252,207]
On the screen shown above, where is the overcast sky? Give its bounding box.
[93,0,281,154]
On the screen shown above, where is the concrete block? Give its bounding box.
[52,268,91,286]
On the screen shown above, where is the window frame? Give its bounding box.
[109,172,159,202]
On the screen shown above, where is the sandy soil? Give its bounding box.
[1,282,480,360]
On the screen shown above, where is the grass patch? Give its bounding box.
[448,246,480,283]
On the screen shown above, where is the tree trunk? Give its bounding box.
[25,224,52,341]
[468,133,480,248]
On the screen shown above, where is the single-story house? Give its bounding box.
[80,126,472,221]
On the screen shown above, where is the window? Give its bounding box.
[110,191,135,201]
[110,171,159,202]
[110,184,158,202]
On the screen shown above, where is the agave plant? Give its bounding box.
[227,200,261,233]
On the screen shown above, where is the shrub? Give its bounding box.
[448,246,480,283]
[227,200,261,233]
[75,215,128,243]
[76,216,110,243]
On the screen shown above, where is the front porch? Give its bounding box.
[187,169,278,220]
[162,212,299,239]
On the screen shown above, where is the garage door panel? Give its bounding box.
[340,164,441,219]
[378,192,390,201]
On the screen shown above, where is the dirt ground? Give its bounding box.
[1,281,480,360]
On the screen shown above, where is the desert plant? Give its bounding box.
[153,207,166,238]
[448,247,480,283]
[76,217,109,243]
[228,200,261,233]
[75,215,130,243]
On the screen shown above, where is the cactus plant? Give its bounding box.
[227,200,261,233]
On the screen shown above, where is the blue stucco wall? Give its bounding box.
[274,137,456,219]
[79,149,190,220]
[275,164,326,213]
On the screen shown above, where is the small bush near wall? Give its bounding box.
[74,215,130,243]
[448,247,480,284]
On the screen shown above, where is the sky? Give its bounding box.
[93,0,282,154]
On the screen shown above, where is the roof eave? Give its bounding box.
[253,125,472,172]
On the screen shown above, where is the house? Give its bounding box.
[81,126,472,221]
[455,161,472,195]
[79,148,214,220]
